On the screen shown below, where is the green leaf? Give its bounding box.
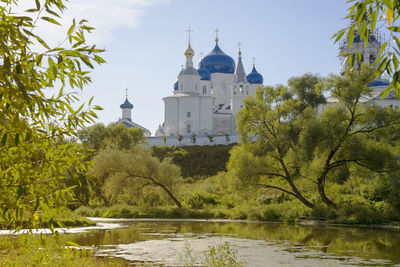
[80,56,94,69]
[16,63,22,74]
[1,133,7,145]
[379,42,388,55]
[332,29,346,43]
[393,54,399,70]
[68,19,76,36]
[371,10,377,33]
[33,34,50,50]
[348,24,355,49]
[35,0,41,10]
[15,133,19,146]
[41,16,61,26]
[34,196,40,212]
[393,36,400,49]
[16,186,23,199]
[388,26,400,32]
[45,6,61,18]
[382,0,394,9]
[66,241,80,247]
[4,56,11,70]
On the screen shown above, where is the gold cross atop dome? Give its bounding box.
[186,26,193,44]
[184,26,194,57]
[125,88,128,98]
[215,28,219,43]
[238,42,242,56]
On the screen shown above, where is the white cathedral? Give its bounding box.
[117,29,399,143]
[155,34,264,137]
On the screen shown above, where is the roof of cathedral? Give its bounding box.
[179,66,199,76]
[197,61,211,80]
[201,41,236,74]
[369,79,390,87]
[116,118,151,135]
[120,98,133,109]
[247,66,263,84]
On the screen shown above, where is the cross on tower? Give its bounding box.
[238,42,242,55]
[125,88,128,98]
[252,57,255,66]
[215,28,219,42]
[186,26,193,43]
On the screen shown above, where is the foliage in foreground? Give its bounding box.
[333,0,400,98]
[0,0,104,228]
[0,235,114,267]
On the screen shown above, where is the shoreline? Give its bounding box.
[87,216,400,230]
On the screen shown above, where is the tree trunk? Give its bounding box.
[293,191,316,209]
[317,180,337,208]
[155,182,182,208]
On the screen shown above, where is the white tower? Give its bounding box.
[339,27,382,73]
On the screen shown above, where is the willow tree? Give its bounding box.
[93,146,183,208]
[0,0,104,227]
[228,68,400,209]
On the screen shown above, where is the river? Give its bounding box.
[61,218,400,266]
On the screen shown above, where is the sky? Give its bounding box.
[15,0,351,134]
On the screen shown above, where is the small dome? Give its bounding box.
[120,98,133,109]
[197,61,211,80]
[184,43,195,57]
[201,42,235,74]
[179,66,199,76]
[247,66,263,84]
[174,80,179,90]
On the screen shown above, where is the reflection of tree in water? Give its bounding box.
[63,221,400,264]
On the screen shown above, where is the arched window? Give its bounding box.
[203,85,207,94]
[221,83,227,95]
[370,54,376,63]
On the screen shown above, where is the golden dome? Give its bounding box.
[184,43,194,57]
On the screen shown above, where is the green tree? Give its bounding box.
[333,0,400,98]
[177,134,184,146]
[78,123,145,151]
[228,67,400,209]
[190,133,197,144]
[93,146,183,208]
[207,135,214,144]
[0,0,104,227]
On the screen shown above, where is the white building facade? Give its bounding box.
[155,35,263,137]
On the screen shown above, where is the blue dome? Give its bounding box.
[201,43,235,74]
[369,79,390,87]
[174,80,179,91]
[247,66,263,84]
[120,98,133,109]
[197,61,211,80]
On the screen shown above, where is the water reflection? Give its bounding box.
[64,220,400,266]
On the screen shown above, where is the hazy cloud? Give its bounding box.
[12,0,170,46]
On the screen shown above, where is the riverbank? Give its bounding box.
[0,211,95,230]
[74,203,400,227]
